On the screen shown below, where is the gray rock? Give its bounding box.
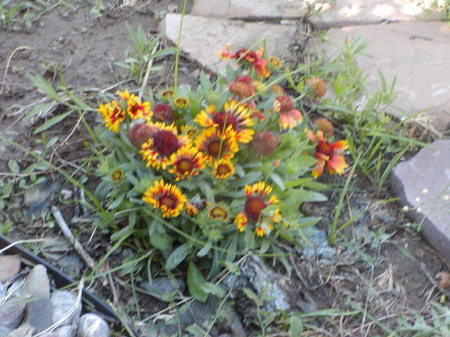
[76,314,110,337]
[55,325,77,337]
[310,22,450,134]
[4,323,34,337]
[300,228,336,260]
[51,291,82,326]
[241,255,290,311]
[146,297,246,337]
[24,180,59,220]
[0,297,26,329]
[0,282,5,297]
[22,264,50,298]
[391,139,450,262]
[160,14,296,75]
[0,256,21,283]
[310,0,443,29]
[141,277,185,301]
[191,0,307,19]
[0,326,12,337]
[25,298,54,333]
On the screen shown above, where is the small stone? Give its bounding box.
[22,264,50,298]
[391,140,450,262]
[300,228,336,260]
[141,277,185,301]
[436,272,450,289]
[25,298,54,333]
[0,327,12,337]
[0,255,21,282]
[0,297,26,329]
[76,314,110,337]
[55,325,77,337]
[0,282,5,297]
[51,291,82,326]
[24,179,59,219]
[4,324,34,337]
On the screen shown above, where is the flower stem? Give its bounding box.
[173,0,188,92]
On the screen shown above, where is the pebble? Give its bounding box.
[55,325,77,337]
[0,282,5,297]
[0,297,26,329]
[4,323,34,337]
[25,298,54,333]
[0,256,21,283]
[22,264,50,298]
[51,291,82,326]
[0,327,12,337]
[76,314,110,337]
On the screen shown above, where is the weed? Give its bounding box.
[115,24,175,84]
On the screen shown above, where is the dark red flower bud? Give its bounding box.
[251,130,279,156]
[128,123,157,148]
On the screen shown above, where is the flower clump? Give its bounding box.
[95,44,348,276]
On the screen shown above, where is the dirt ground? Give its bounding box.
[1,2,449,336]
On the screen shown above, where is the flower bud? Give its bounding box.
[128,123,157,148]
[251,130,279,156]
[306,77,327,99]
[274,95,293,113]
[314,117,334,137]
[153,104,174,122]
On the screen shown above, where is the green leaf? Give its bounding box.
[222,260,239,273]
[33,110,73,134]
[269,173,284,190]
[187,262,208,302]
[165,243,189,271]
[150,232,173,253]
[289,316,304,336]
[8,160,19,173]
[197,241,212,257]
[202,282,225,298]
[111,224,134,241]
[198,181,215,202]
[233,171,262,187]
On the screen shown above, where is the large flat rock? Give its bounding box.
[391,140,450,261]
[310,21,450,134]
[160,14,296,75]
[310,0,443,28]
[191,0,307,19]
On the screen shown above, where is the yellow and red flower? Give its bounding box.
[169,146,206,181]
[234,212,248,232]
[143,179,187,218]
[274,95,302,129]
[234,182,280,235]
[185,202,200,217]
[255,223,274,237]
[98,100,125,133]
[228,75,256,98]
[220,45,270,78]
[212,159,235,179]
[140,123,187,170]
[126,95,152,121]
[307,130,348,178]
[161,89,174,100]
[194,100,254,143]
[195,127,239,163]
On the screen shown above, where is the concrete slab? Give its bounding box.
[160,14,296,75]
[309,21,450,134]
[191,0,307,19]
[310,0,443,29]
[391,140,450,262]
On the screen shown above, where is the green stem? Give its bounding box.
[173,0,188,92]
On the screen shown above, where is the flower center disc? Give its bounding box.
[213,112,238,131]
[207,139,222,158]
[316,141,332,156]
[160,196,176,209]
[210,206,228,220]
[177,159,193,174]
[244,196,266,222]
[216,163,231,176]
[152,130,180,157]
